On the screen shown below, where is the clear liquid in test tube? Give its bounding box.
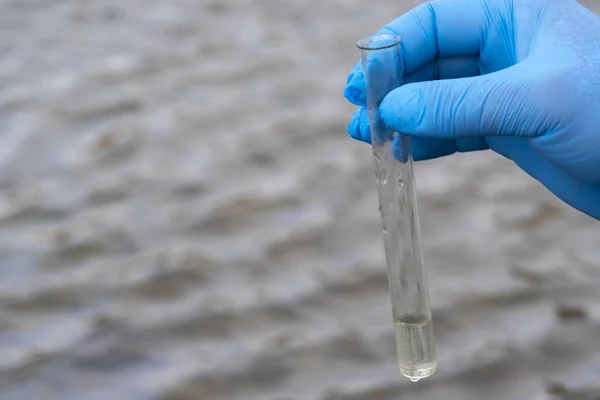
[357,33,437,382]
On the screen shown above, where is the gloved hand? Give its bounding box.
[344,0,600,220]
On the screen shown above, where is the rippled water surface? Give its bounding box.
[0,0,599,399]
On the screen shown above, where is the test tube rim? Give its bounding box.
[356,33,402,51]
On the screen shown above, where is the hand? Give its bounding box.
[344,0,600,220]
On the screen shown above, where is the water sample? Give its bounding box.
[395,315,436,381]
[357,33,437,381]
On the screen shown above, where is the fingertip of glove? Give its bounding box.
[344,85,358,103]
[347,62,362,85]
[344,73,366,106]
[380,86,424,133]
[347,109,361,140]
[344,85,364,106]
[347,73,355,85]
[347,108,372,144]
[358,107,371,143]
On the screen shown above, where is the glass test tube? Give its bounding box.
[357,33,437,382]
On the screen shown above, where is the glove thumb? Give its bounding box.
[380,67,545,139]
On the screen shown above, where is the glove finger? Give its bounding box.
[402,135,488,161]
[404,56,480,84]
[346,107,371,143]
[346,61,362,85]
[381,65,540,139]
[347,105,488,160]
[380,0,483,74]
[345,56,480,107]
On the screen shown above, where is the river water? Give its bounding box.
[0,0,599,399]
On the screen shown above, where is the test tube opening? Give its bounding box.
[356,34,402,51]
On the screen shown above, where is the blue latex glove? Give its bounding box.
[345,0,600,220]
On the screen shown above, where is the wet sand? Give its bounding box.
[0,0,599,399]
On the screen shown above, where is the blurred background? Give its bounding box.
[0,0,599,399]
